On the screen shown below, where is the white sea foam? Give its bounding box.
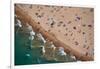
[37,33,46,43]
[15,19,22,28]
[29,35,34,40]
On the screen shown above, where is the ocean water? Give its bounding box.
[14,24,75,65]
[15,27,65,65]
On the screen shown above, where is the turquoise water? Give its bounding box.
[15,24,76,65]
[15,26,65,65]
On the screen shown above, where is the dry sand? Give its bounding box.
[15,4,94,61]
